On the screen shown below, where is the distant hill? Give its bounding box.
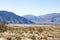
[0,11,34,24]
[23,13,60,24]
[23,15,39,21]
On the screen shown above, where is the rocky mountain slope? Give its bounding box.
[23,13,60,24]
[0,11,34,24]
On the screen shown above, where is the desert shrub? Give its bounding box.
[40,36,47,40]
[16,36,22,40]
[31,35,36,40]
[7,37,12,40]
[38,27,43,33]
[0,23,8,32]
[28,27,35,31]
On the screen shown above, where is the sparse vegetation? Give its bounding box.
[0,24,60,40]
[0,23,8,32]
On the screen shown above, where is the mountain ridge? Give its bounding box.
[23,13,60,24]
[0,11,34,24]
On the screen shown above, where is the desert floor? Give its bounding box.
[0,24,60,40]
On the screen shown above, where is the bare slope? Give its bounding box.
[0,11,34,24]
[23,13,60,24]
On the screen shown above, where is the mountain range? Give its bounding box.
[23,13,60,24]
[0,11,34,24]
[0,10,60,24]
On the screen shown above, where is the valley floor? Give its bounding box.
[0,24,60,40]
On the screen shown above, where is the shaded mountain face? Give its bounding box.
[23,13,60,24]
[0,11,34,24]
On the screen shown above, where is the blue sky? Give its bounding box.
[0,0,60,16]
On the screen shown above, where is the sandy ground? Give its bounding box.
[6,24,60,27]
